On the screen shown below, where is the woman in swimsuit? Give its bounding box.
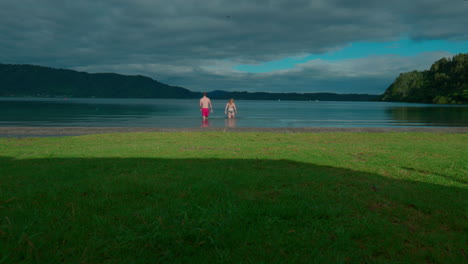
[224,98,238,118]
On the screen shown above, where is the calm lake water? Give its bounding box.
[1,97,467,128]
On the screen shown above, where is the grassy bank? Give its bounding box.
[0,132,467,263]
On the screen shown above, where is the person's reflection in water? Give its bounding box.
[225,117,237,128]
[201,119,210,128]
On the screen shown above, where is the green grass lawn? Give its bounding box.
[0,132,467,263]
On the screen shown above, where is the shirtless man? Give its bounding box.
[199,92,213,120]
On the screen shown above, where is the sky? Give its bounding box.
[0,0,467,94]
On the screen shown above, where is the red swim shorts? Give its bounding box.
[202,108,210,117]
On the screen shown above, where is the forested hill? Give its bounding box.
[378,53,468,104]
[0,63,377,101]
[0,64,198,98]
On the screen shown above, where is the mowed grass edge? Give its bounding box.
[0,132,467,263]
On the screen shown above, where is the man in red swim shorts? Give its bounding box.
[199,92,213,120]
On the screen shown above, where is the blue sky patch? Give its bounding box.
[234,37,468,73]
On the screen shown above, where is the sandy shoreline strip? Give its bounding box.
[0,126,467,136]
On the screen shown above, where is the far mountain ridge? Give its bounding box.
[0,63,378,101]
[0,63,196,99]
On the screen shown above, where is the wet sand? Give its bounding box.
[0,126,467,137]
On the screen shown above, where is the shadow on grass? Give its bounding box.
[0,156,466,263]
[401,166,468,185]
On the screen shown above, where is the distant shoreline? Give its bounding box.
[0,127,466,137]
[0,63,378,102]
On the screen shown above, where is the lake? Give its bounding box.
[1,97,467,128]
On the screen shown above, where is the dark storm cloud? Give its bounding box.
[0,0,467,93]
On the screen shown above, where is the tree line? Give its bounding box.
[378,53,468,104]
